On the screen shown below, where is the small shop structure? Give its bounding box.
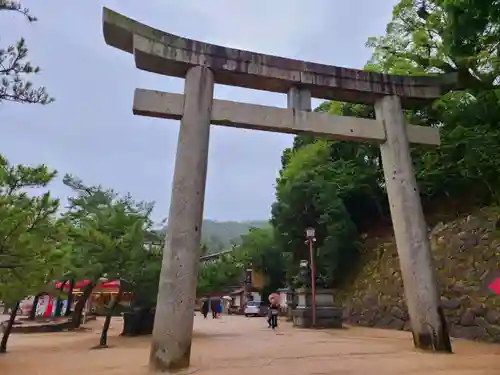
[226,269,267,314]
[23,279,132,317]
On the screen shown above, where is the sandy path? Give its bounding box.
[1,315,500,375]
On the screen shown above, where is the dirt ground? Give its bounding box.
[1,314,500,375]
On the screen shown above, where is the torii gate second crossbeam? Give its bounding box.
[102,7,456,372]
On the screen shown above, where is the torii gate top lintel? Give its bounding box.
[102,7,457,108]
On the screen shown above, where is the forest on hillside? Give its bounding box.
[152,220,269,255]
[200,220,269,254]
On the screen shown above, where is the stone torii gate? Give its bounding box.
[102,7,456,371]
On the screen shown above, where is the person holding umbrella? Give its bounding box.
[268,293,280,329]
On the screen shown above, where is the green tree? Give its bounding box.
[197,253,243,296]
[364,0,500,207]
[236,227,287,297]
[62,175,155,336]
[365,0,500,90]
[272,141,359,288]
[125,246,162,309]
[0,156,67,353]
[0,1,52,104]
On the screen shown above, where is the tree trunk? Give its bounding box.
[0,301,20,353]
[54,280,67,317]
[64,279,75,317]
[99,286,122,347]
[28,294,41,320]
[71,282,94,328]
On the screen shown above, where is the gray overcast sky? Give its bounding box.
[1,0,396,222]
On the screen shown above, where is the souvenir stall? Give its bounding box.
[52,279,132,316]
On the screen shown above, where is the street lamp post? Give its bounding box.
[245,267,253,304]
[305,227,317,327]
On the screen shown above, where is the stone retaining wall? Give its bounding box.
[339,207,500,343]
[343,294,500,342]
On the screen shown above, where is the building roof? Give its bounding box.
[199,248,234,262]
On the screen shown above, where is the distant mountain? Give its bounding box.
[201,219,269,254]
[154,219,268,255]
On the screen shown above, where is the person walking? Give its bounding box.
[268,293,280,329]
[210,298,218,319]
[201,298,209,319]
[217,299,222,317]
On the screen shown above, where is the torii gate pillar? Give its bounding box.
[375,95,451,351]
[149,66,214,372]
[102,7,456,371]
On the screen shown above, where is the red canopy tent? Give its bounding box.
[55,279,120,292]
[45,280,129,317]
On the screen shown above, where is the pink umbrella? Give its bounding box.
[268,293,280,304]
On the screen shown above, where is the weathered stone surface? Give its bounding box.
[149,66,214,372]
[475,318,500,341]
[377,315,394,327]
[293,288,342,329]
[403,321,412,331]
[485,310,500,325]
[451,326,485,340]
[132,89,441,145]
[364,294,379,307]
[102,8,458,108]
[460,309,476,326]
[388,318,406,330]
[390,306,408,320]
[471,304,487,317]
[292,307,343,329]
[338,205,500,344]
[441,297,461,310]
[376,95,450,353]
[460,233,479,249]
[463,215,484,231]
